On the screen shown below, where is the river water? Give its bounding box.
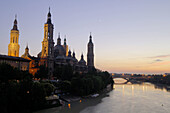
[35,78,170,113]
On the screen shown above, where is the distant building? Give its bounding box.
[165,73,170,76]
[0,54,30,71]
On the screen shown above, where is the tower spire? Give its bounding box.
[8,15,20,57]
[87,33,94,71]
[89,32,92,43]
[73,50,75,58]
[64,35,66,45]
[57,32,61,45]
[12,14,18,30]
[58,32,60,38]
[15,14,17,20]
[81,53,84,60]
[47,7,51,24]
[26,43,28,49]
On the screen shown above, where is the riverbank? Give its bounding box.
[59,84,113,103]
[34,84,113,113]
[34,85,113,113]
[35,83,170,113]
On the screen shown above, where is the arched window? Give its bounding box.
[50,48,52,54]
[15,51,16,56]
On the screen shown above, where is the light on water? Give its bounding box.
[113,78,128,84]
[35,83,170,113]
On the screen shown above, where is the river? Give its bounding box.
[35,78,170,113]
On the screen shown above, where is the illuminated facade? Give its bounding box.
[0,54,29,71]
[16,8,95,77]
[8,16,20,57]
[40,8,55,77]
[21,45,39,76]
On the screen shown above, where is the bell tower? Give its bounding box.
[41,7,54,58]
[41,7,54,77]
[8,15,20,57]
[87,33,95,71]
[63,35,68,56]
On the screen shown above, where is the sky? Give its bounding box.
[1,0,170,74]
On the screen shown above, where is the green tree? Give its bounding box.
[35,65,48,79]
[31,82,46,110]
[0,63,20,82]
[41,82,55,96]
[60,80,71,92]
[53,65,73,80]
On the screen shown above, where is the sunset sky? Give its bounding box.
[1,0,170,74]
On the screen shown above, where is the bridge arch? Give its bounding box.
[113,78,129,84]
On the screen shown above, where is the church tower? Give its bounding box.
[41,8,54,77]
[87,33,95,71]
[41,7,54,58]
[63,36,68,56]
[8,15,20,57]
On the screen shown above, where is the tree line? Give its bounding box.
[0,63,113,112]
[0,63,59,113]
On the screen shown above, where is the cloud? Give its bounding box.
[148,54,170,59]
[149,59,163,64]
[154,59,163,62]
[150,61,170,66]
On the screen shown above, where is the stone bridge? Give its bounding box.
[112,74,147,84]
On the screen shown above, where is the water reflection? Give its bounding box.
[154,84,170,92]
[35,83,170,113]
[114,78,127,84]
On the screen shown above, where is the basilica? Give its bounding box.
[7,9,95,77]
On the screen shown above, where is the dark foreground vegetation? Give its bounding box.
[57,71,113,96]
[0,63,60,113]
[0,63,113,113]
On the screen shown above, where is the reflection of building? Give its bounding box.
[8,16,20,57]
[0,54,29,71]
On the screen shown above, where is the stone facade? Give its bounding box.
[8,16,20,57]
[87,34,95,71]
[21,45,39,76]
[41,8,55,77]
[0,54,30,71]
[18,8,95,77]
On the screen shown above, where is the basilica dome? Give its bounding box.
[54,45,66,57]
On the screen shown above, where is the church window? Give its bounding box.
[15,51,16,56]
[48,32,50,39]
[44,47,46,53]
[50,48,52,54]
[13,37,14,43]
